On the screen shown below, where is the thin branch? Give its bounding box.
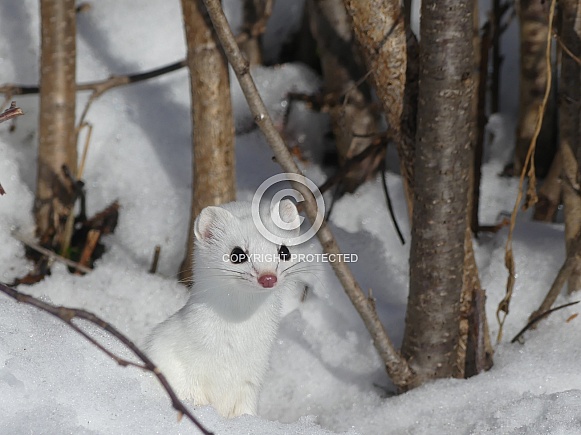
[511,301,579,343]
[12,231,92,274]
[149,245,162,274]
[380,162,405,245]
[496,0,556,343]
[0,101,24,123]
[0,282,212,435]
[555,31,581,67]
[317,137,387,195]
[0,26,261,99]
[528,232,581,322]
[202,0,415,389]
[0,60,186,97]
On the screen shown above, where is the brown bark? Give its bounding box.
[458,7,494,378]
[240,0,271,65]
[515,0,555,177]
[342,0,415,216]
[533,147,562,221]
[36,0,77,250]
[558,0,581,294]
[401,0,474,389]
[307,0,382,193]
[179,0,236,283]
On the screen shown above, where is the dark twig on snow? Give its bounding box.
[511,301,579,343]
[0,282,213,435]
[149,245,162,274]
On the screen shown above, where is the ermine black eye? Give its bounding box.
[230,247,247,264]
[278,245,291,261]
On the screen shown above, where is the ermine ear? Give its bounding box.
[194,206,234,242]
[271,199,301,234]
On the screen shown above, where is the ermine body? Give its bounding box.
[146,200,301,417]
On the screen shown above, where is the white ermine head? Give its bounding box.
[193,199,301,296]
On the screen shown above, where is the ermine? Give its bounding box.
[146,199,302,418]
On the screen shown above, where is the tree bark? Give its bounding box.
[179,0,236,283]
[515,0,555,177]
[458,6,494,378]
[36,0,77,250]
[401,0,474,389]
[558,0,581,293]
[240,0,270,65]
[533,147,562,222]
[308,0,382,193]
[342,0,415,216]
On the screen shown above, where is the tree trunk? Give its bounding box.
[559,0,581,294]
[342,0,415,216]
[515,0,555,177]
[179,0,236,283]
[458,6,494,378]
[240,0,270,65]
[401,0,474,389]
[308,0,382,193]
[36,0,77,250]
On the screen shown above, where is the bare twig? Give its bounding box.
[511,301,579,343]
[380,162,405,245]
[12,231,92,274]
[496,0,556,343]
[0,101,24,124]
[76,229,101,272]
[202,0,415,389]
[529,234,581,322]
[149,245,162,274]
[0,282,212,434]
[555,31,581,67]
[0,60,186,98]
[0,25,264,100]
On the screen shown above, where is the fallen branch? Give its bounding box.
[0,282,212,435]
[202,0,415,389]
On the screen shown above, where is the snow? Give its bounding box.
[1,1,580,434]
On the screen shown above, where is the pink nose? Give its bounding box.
[258,274,277,288]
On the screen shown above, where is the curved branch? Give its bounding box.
[0,282,212,435]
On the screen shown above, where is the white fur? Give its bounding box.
[146,200,300,417]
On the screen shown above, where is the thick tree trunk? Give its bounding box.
[179,0,236,283]
[515,0,555,177]
[35,0,77,250]
[308,0,382,193]
[342,0,415,216]
[558,0,581,294]
[401,0,474,389]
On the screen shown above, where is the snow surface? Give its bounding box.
[1,1,580,434]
